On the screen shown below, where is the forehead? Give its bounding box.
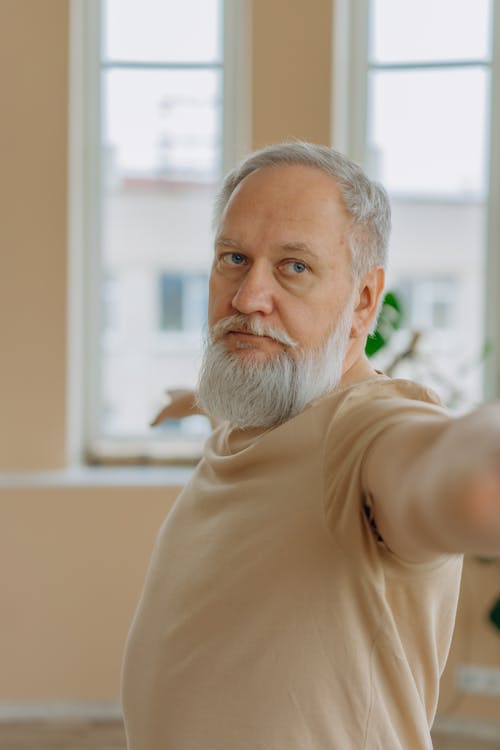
[219,164,350,238]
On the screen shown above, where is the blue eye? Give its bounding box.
[230,253,246,265]
[222,252,246,266]
[283,260,307,275]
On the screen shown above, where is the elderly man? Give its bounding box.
[121,142,500,749]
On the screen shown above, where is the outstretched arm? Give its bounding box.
[363,404,500,562]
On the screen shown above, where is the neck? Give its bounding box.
[340,353,381,388]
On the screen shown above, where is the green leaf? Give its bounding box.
[489,596,500,632]
[365,291,404,358]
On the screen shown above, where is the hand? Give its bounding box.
[461,470,500,547]
[429,404,500,555]
[150,389,201,426]
[150,389,219,429]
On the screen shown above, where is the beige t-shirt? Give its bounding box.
[121,378,463,750]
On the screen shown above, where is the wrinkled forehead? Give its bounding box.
[218,164,350,234]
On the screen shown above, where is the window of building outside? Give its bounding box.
[339,0,497,413]
[76,0,246,462]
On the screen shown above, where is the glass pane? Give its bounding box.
[103,0,223,63]
[103,68,221,180]
[159,274,184,330]
[367,68,489,196]
[370,0,491,64]
[100,68,222,438]
[373,200,487,412]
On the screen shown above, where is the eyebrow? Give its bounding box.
[215,237,320,262]
[280,241,319,261]
[215,237,243,250]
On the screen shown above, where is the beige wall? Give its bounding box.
[1,0,499,728]
[252,0,333,148]
[0,484,177,699]
[439,558,500,722]
[0,0,69,471]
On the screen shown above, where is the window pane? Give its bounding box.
[101,183,215,437]
[103,0,223,63]
[376,199,487,411]
[159,274,184,330]
[367,68,489,196]
[158,273,209,331]
[370,0,491,64]
[100,68,221,438]
[103,68,221,181]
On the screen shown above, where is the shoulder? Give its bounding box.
[329,376,446,420]
[342,375,443,407]
[318,376,449,452]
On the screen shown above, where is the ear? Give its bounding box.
[351,267,385,339]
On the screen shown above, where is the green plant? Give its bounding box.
[365,291,404,358]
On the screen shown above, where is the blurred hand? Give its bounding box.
[461,470,500,546]
[150,389,201,426]
[150,389,219,430]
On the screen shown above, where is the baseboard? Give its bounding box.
[1,702,499,740]
[433,715,500,740]
[0,701,122,723]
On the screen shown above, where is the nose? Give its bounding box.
[231,262,275,316]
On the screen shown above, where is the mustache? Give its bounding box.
[209,314,298,348]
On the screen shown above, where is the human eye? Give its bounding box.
[280,259,309,276]
[220,251,248,267]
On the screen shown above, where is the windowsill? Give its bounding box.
[0,465,194,489]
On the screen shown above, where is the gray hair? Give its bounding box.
[214,141,391,280]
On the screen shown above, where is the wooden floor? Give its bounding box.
[0,719,499,750]
[0,719,126,750]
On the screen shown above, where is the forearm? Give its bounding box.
[363,405,500,562]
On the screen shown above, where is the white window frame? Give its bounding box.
[332,0,500,401]
[67,0,251,466]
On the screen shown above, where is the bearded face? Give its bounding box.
[197,305,354,429]
[198,164,384,428]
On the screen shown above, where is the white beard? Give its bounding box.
[197,305,354,429]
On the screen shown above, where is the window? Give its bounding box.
[158,273,208,333]
[398,277,457,332]
[72,0,249,462]
[334,0,500,412]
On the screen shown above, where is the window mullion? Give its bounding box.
[485,0,500,399]
[222,0,251,172]
[331,0,371,160]
[101,61,223,71]
[68,0,104,463]
[85,0,106,460]
[368,59,491,73]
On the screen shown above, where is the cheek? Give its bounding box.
[279,305,319,346]
[208,277,232,325]
[289,302,344,348]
